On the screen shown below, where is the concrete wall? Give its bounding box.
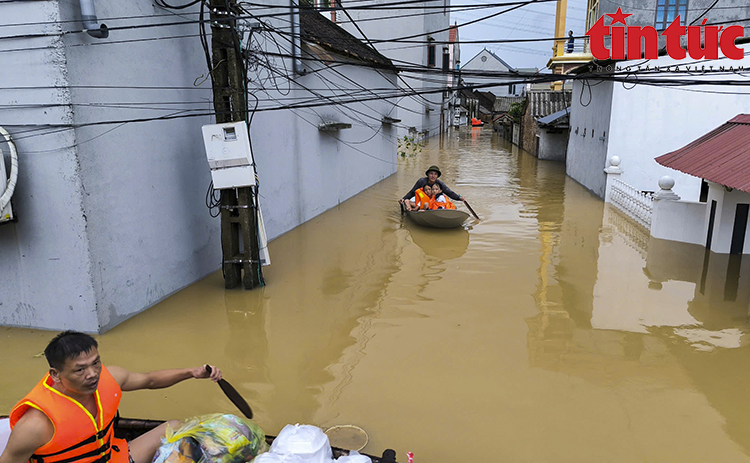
[651,199,707,246]
[341,0,450,137]
[538,130,568,162]
[705,182,750,255]
[0,0,398,332]
[566,79,613,198]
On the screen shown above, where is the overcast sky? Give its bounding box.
[453,0,588,71]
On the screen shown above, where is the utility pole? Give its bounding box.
[209,0,263,290]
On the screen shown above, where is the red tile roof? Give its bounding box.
[449,25,458,43]
[655,115,750,193]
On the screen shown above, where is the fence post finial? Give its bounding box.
[654,175,680,200]
[603,156,622,202]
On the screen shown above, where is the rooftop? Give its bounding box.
[526,90,572,119]
[655,115,750,194]
[299,8,394,69]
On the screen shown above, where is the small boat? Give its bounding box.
[471,118,484,127]
[404,208,470,229]
[0,417,397,463]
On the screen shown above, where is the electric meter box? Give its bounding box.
[201,122,256,189]
[0,145,13,224]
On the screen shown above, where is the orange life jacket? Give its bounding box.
[414,188,432,210]
[429,194,456,210]
[10,366,128,463]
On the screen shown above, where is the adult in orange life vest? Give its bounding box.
[1,331,223,463]
[428,183,456,210]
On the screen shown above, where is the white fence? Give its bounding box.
[610,178,654,228]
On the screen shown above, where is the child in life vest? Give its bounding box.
[429,183,456,210]
[405,184,433,211]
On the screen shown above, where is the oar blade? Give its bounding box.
[218,379,254,419]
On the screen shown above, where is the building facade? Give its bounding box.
[0,0,398,332]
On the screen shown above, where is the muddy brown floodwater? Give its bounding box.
[3,128,750,462]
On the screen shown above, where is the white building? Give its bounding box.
[0,0,398,332]
[461,48,520,97]
[566,44,750,201]
[338,0,452,138]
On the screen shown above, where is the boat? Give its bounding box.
[0,416,397,463]
[403,208,470,229]
[471,117,484,127]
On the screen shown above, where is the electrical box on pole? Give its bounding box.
[201,122,256,189]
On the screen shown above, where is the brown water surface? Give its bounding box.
[3,128,750,462]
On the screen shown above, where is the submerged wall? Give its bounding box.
[0,0,397,332]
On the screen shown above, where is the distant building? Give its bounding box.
[461,48,520,97]
[521,91,572,161]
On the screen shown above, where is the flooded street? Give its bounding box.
[4,128,750,462]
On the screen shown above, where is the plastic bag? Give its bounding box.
[269,424,332,463]
[333,451,369,463]
[155,414,268,463]
[153,437,203,463]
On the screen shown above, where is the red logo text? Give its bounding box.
[585,7,745,61]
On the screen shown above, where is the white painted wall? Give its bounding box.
[567,79,613,198]
[461,49,517,97]
[705,183,750,255]
[340,0,450,137]
[0,0,398,332]
[651,199,707,246]
[567,43,750,201]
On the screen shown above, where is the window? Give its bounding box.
[655,0,688,30]
[428,44,436,67]
[442,50,450,70]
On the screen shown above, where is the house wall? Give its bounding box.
[521,107,539,155]
[566,79,613,199]
[654,182,750,254]
[705,183,750,255]
[650,199,707,246]
[341,0,450,137]
[0,1,398,332]
[461,49,517,96]
[538,131,569,162]
[0,1,100,331]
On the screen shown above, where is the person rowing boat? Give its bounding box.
[399,166,465,208]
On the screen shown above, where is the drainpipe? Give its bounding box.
[79,0,109,38]
[290,0,305,75]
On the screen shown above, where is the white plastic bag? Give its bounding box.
[269,424,333,463]
[334,451,370,463]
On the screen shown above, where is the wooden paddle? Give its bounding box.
[205,365,253,419]
[463,200,480,221]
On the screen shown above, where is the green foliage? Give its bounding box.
[397,135,423,158]
[509,101,525,123]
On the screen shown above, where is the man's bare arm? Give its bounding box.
[108,365,222,392]
[0,409,53,463]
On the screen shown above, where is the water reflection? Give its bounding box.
[404,223,470,261]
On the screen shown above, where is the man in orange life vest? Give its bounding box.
[0,331,223,463]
